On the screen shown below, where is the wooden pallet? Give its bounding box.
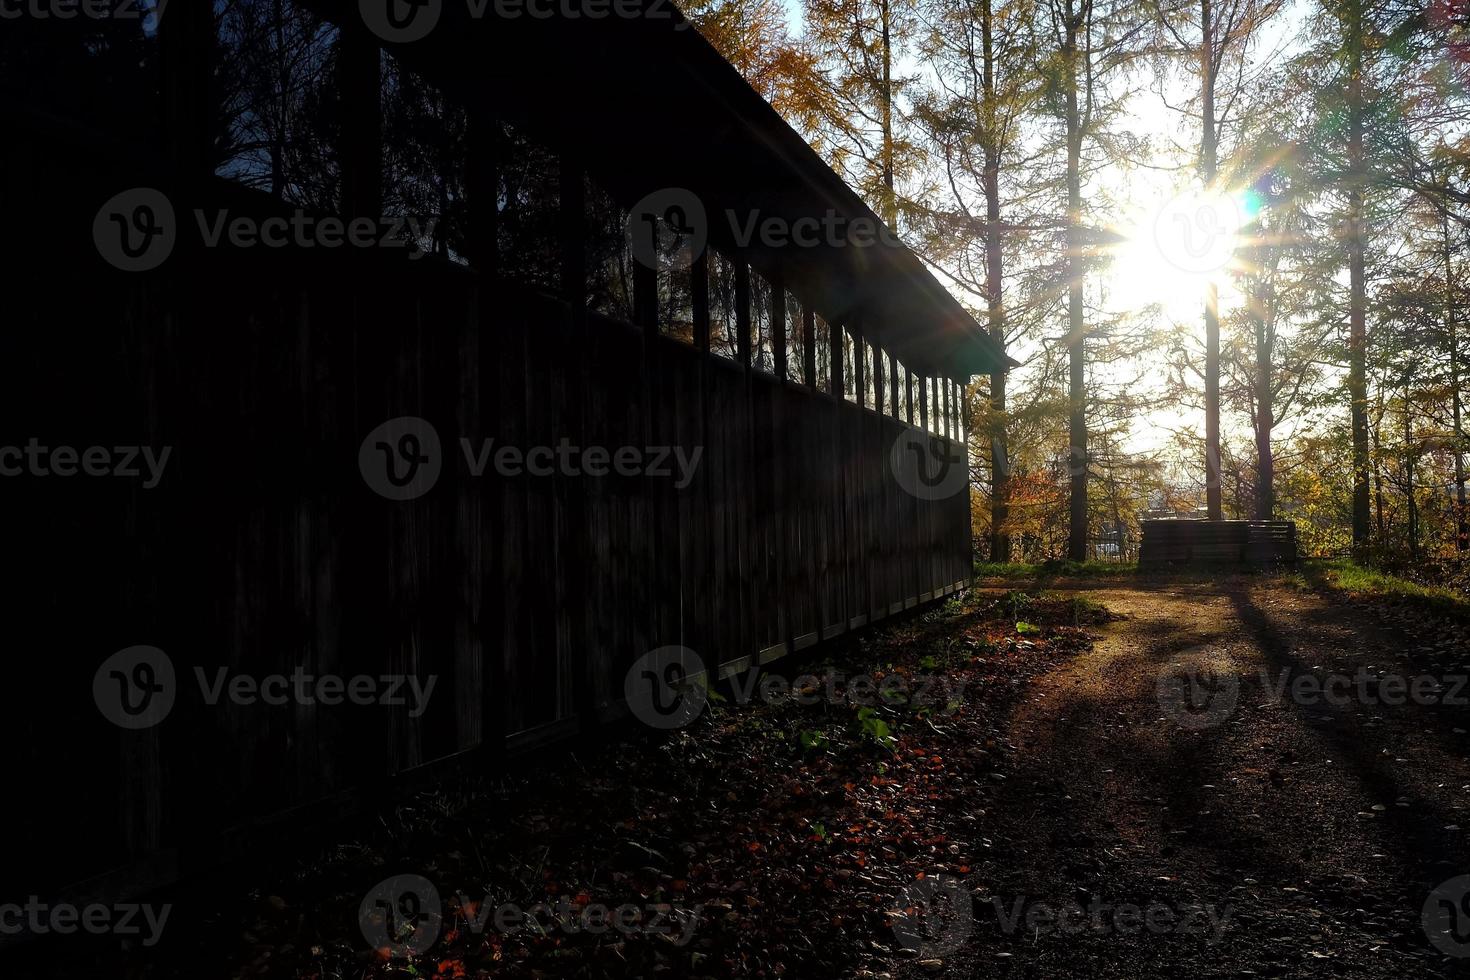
[1139,520,1298,567]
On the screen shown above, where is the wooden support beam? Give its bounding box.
[803,307,817,390]
[338,22,382,220]
[943,376,952,439]
[468,112,504,767]
[889,352,900,418]
[634,258,657,332]
[159,0,213,180]
[466,111,499,278]
[735,262,752,367]
[772,275,787,381]
[960,378,970,442]
[559,157,584,304]
[692,250,710,354]
[872,342,885,416]
[830,320,844,397]
[905,363,914,422]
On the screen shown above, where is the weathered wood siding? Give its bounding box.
[4,118,971,904]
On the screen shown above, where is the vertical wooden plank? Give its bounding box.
[864,340,876,617]
[468,111,503,764]
[634,260,657,332]
[339,24,382,221]
[960,377,974,585]
[335,22,391,791]
[689,250,711,677]
[735,263,752,367]
[734,263,753,666]
[827,320,845,636]
[872,341,885,417]
[559,156,593,731]
[918,371,932,597]
[130,0,217,872]
[803,306,817,390]
[693,251,710,354]
[771,274,787,380]
[943,376,951,439]
[467,111,499,278]
[889,351,900,419]
[851,326,871,625]
[158,0,212,179]
[769,276,790,654]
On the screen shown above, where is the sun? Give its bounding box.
[1106,185,1252,315]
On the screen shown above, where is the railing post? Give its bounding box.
[772,274,787,380]
[693,251,710,354]
[803,307,817,389]
[735,262,752,367]
[872,341,885,416]
[339,22,381,221]
[159,0,213,181]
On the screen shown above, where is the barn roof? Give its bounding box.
[308,0,1011,378]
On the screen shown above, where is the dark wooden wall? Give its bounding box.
[4,121,972,903]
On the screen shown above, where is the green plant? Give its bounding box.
[798,728,829,751]
[1302,559,1470,619]
[856,707,896,750]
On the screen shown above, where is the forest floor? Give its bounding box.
[15,571,1470,979]
[917,575,1470,979]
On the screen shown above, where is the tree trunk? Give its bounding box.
[981,0,1010,563]
[1371,402,1385,538]
[1346,0,1372,559]
[1442,198,1469,551]
[879,0,897,229]
[1200,0,1223,520]
[1253,277,1274,520]
[270,0,287,200]
[1404,373,1417,557]
[1064,14,1087,562]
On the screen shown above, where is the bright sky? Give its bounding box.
[1096,3,1313,460]
[773,0,1321,469]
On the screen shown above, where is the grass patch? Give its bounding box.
[980,588,1117,627]
[973,559,1138,580]
[1302,558,1470,620]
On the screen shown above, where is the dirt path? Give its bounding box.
[917,580,1470,979]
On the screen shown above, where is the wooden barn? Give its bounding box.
[1,0,1009,902]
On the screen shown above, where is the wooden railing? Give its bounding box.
[4,119,974,903]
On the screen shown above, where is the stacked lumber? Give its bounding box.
[1139,520,1298,568]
